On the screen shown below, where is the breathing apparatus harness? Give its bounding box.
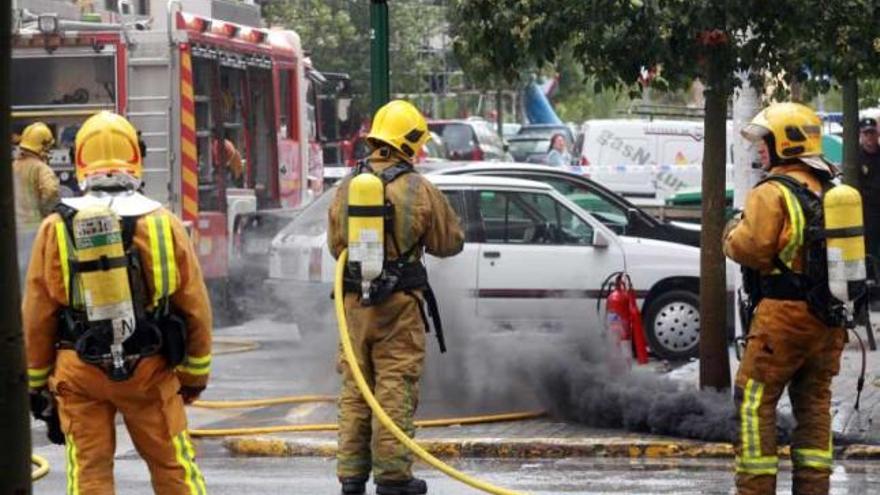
[738,172,870,408]
[55,203,187,381]
[342,159,447,353]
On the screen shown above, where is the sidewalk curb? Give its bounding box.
[220,436,880,460]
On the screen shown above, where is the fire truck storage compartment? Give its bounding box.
[191,48,277,212]
[12,47,119,197]
[12,50,117,109]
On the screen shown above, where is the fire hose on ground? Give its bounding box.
[32,454,50,481]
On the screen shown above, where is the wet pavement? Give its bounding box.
[30,309,880,493]
[29,450,880,494]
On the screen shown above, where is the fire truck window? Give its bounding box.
[192,57,221,212]
[279,70,293,138]
[12,55,116,108]
[306,80,318,142]
[247,67,278,207]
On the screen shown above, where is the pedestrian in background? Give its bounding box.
[328,100,464,495]
[13,121,59,284]
[857,117,880,309]
[546,133,571,166]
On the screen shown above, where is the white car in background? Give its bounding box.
[267,175,735,360]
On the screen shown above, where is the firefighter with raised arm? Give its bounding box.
[328,100,464,495]
[14,122,60,282]
[725,103,867,495]
[23,111,213,494]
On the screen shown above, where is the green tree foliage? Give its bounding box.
[264,0,449,120]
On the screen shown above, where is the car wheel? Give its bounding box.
[643,289,700,361]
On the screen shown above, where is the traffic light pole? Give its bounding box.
[370,0,390,114]
[0,2,34,491]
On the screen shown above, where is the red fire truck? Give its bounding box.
[12,5,322,311]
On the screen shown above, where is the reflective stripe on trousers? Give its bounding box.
[737,378,779,475]
[172,431,208,495]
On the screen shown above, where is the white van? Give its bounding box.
[573,119,735,200]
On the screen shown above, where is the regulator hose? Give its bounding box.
[334,249,525,495]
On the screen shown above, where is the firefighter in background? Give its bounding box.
[212,134,244,187]
[23,111,213,494]
[328,100,464,495]
[13,122,60,283]
[724,103,849,495]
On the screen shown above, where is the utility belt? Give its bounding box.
[58,307,187,381]
[342,260,447,353]
[748,271,846,328]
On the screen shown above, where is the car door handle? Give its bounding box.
[483,251,501,259]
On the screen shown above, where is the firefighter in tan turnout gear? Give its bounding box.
[23,111,213,494]
[14,122,60,281]
[328,100,464,495]
[725,102,867,495]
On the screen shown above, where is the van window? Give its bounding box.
[595,129,651,165]
[522,175,629,234]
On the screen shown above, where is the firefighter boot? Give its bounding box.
[375,478,428,495]
[340,475,369,495]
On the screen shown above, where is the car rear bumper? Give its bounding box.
[264,278,334,325]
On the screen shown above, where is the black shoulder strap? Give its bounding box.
[120,215,139,250]
[378,162,414,184]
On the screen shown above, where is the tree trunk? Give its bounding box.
[841,78,860,186]
[699,70,732,391]
[0,3,33,491]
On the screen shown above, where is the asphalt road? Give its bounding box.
[31,449,880,495]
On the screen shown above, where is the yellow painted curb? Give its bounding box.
[221,436,880,460]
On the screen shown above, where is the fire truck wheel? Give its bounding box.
[643,289,700,361]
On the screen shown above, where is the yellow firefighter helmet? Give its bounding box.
[75,111,143,185]
[19,122,55,157]
[741,102,832,173]
[366,100,431,161]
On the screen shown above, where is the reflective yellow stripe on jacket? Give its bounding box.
[178,354,212,376]
[772,182,806,271]
[737,378,778,475]
[147,214,180,306]
[54,221,84,308]
[28,365,53,389]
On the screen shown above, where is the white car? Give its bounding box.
[267,174,735,360]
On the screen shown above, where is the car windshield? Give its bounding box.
[507,138,550,161]
[428,123,476,155]
[278,187,336,238]
[472,122,504,148]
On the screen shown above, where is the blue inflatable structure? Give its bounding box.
[524,81,562,124]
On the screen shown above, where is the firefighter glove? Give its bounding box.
[179,385,205,405]
[29,389,65,445]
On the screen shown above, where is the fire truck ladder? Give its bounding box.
[126,42,175,207]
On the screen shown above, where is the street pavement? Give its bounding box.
[29,450,880,494]
[30,309,880,493]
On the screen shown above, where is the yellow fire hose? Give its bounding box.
[188,410,544,438]
[32,454,50,481]
[192,395,336,409]
[334,250,525,495]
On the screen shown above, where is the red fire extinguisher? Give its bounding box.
[598,272,649,365]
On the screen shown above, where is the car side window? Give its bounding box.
[477,190,593,245]
[441,190,476,242]
[526,175,629,234]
